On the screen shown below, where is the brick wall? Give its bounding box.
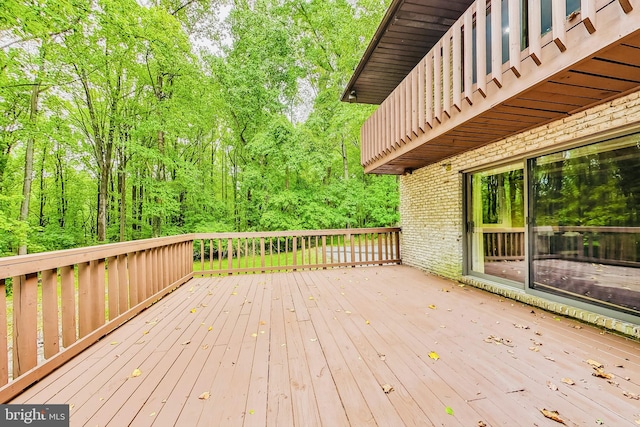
[398,89,640,337]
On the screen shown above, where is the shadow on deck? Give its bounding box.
[11,266,640,426]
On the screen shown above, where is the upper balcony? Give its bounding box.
[345,0,640,174]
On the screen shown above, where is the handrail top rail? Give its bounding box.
[194,227,401,239]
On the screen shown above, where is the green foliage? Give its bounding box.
[0,0,398,256]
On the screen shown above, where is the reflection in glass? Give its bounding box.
[470,164,525,284]
[530,136,640,314]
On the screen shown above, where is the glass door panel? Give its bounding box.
[469,163,525,285]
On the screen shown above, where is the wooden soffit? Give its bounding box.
[341,0,475,105]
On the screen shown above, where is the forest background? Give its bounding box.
[0,0,398,256]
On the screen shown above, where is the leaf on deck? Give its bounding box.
[477,422,487,427]
[561,378,575,385]
[546,381,558,391]
[513,324,530,329]
[381,384,394,394]
[540,409,566,424]
[592,368,613,379]
[131,368,142,378]
[198,391,210,400]
[190,308,197,313]
[445,406,454,415]
[428,304,437,309]
[623,390,639,400]
[586,359,604,369]
[428,351,440,361]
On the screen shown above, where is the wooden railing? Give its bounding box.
[360,0,640,171]
[0,227,400,402]
[483,228,525,261]
[534,226,640,267]
[193,228,401,275]
[0,235,194,402]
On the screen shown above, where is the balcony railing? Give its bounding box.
[361,0,640,174]
[0,227,400,402]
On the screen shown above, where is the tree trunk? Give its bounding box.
[341,137,349,181]
[18,75,42,255]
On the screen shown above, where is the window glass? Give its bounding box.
[530,136,640,314]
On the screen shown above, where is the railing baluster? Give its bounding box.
[443,32,452,117]
[394,88,401,147]
[618,0,633,13]
[411,66,419,136]
[60,265,76,347]
[508,0,521,77]
[463,9,473,104]
[78,262,91,338]
[128,253,138,306]
[552,0,567,51]
[0,279,7,385]
[227,238,233,275]
[434,42,442,122]
[94,259,106,329]
[476,1,488,96]
[418,57,426,130]
[42,268,59,359]
[491,0,503,87]
[528,0,542,65]
[453,21,462,111]
[260,237,266,273]
[107,257,118,320]
[13,273,38,377]
[426,53,434,127]
[116,255,128,316]
[582,0,596,33]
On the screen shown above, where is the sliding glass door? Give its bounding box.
[468,162,525,286]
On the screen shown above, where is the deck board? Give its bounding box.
[11,265,640,426]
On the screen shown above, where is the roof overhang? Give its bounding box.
[342,0,475,105]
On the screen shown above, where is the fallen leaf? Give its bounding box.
[181,340,191,345]
[198,391,210,400]
[365,320,371,325]
[573,325,583,329]
[529,346,540,352]
[251,333,258,338]
[586,359,604,369]
[231,292,237,296]
[208,326,213,331]
[428,351,440,360]
[131,368,142,378]
[381,384,394,394]
[190,308,196,313]
[378,353,386,361]
[561,378,575,385]
[623,390,639,400]
[110,341,118,345]
[540,408,566,424]
[143,330,149,335]
[248,409,255,415]
[547,381,558,391]
[310,338,317,342]
[445,406,454,415]
[308,296,314,300]
[440,288,450,292]
[202,344,209,350]
[428,304,437,309]
[635,419,640,425]
[596,419,603,425]
[535,331,542,336]
[477,422,487,427]
[344,311,352,314]
[592,368,613,379]
[513,324,530,329]
[545,356,555,362]
[150,412,156,417]
[260,321,266,325]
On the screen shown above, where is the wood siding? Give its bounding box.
[360,0,640,174]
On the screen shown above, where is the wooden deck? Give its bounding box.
[11,265,640,426]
